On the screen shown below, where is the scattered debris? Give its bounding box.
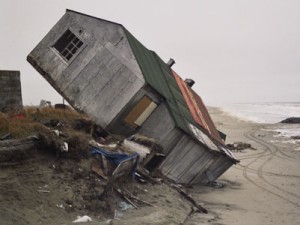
[37,190,50,193]
[91,163,108,180]
[121,139,150,159]
[72,215,92,223]
[60,141,69,152]
[0,106,210,224]
[226,142,255,151]
[56,204,64,209]
[115,188,138,209]
[104,154,139,195]
[123,189,155,207]
[54,103,71,110]
[170,184,208,214]
[119,201,134,211]
[136,169,162,184]
[0,135,40,163]
[207,180,225,189]
[128,134,163,153]
[39,99,52,108]
[114,209,123,220]
[89,140,118,150]
[0,132,11,140]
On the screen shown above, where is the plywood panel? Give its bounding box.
[124,96,152,127]
[134,102,157,126]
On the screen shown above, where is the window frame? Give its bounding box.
[52,27,85,63]
[124,96,158,128]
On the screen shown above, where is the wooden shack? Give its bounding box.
[27,9,238,184]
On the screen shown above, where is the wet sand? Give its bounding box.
[185,107,300,225]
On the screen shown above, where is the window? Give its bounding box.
[124,96,157,127]
[53,29,83,61]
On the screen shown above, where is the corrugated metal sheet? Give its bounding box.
[172,71,224,144]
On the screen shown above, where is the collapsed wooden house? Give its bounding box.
[27,9,238,184]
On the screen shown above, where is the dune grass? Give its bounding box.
[0,107,87,139]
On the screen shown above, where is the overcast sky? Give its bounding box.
[1,0,299,106]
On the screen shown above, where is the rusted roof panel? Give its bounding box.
[172,71,224,144]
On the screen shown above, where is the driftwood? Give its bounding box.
[0,133,12,141]
[123,188,155,207]
[127,194,155,207]
[0,136,40,163]
[115,187,155,208]
[171,184,207,214]
[136,168,163,184]
[114,188,138,209]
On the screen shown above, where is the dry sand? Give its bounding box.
[185,107,300,225]
[1,107,299,225]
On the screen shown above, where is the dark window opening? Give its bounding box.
[144,154,166,173]
[53,29,83,61]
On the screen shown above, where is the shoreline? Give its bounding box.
[184,107,300,225]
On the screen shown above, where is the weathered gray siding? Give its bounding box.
[138,103,183,154]
[139,102,233,184]
[194,156,233,184]
[27,11,145,129]
[159,135,217,184]
[0,71,22,112]
[62,42,144,127]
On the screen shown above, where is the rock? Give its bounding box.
[291,136,300,140]
[280,117,300,124]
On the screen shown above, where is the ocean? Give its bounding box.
[219,102,300,138]
[219,102,300,124]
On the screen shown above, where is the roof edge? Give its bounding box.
[66,9,123,27]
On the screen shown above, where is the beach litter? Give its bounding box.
[72,215,92,223]
[226,142,255,151]
[60,142,69,152]
[37,184,50,193]
[119,201,134,211]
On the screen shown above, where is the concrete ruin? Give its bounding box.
[0,70,23,113]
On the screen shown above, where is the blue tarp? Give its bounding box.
[90,147,139,176]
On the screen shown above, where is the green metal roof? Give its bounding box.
[123,28,196,135]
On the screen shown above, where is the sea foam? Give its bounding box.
[219,102,300,124]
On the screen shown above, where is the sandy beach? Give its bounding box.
[1,107,299,225]
[184,107,300,225]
